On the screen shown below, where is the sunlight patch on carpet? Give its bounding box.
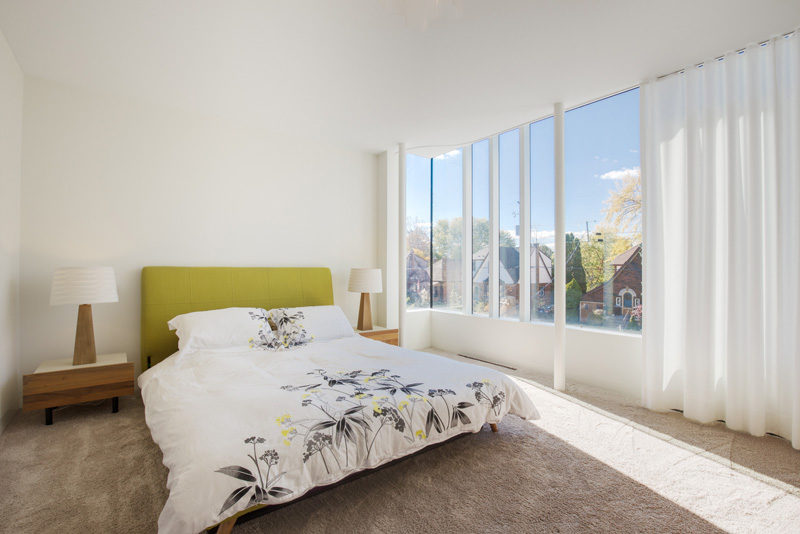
[509,377,800,533]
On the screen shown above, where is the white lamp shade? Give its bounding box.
[347,268,382,293]
[50,267,119,305]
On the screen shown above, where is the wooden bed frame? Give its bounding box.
[139,266,501,533]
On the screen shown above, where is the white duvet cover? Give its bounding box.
[139,336,539,533]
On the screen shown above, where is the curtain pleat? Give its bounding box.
[642,31,800,448]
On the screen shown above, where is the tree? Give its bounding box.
[603,168,641,241]
[470,218,516,255]
[535,243,554,260]
[565,278,582,320]
[499,230,516,247]
[433,218,462,261]
[406,218,430,261]
[407,216,518,265]
[565,233,586,293]
[473,218,490,254]
[580,228,635,292]
[581,238,605,292]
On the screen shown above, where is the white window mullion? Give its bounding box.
[489,135,500,318]
[462,145,472,316]
[398,142,407,347]
[553,105,566,391]
[519,125,531,323]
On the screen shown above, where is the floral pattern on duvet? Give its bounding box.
[215,437,292,514]
[215,368,505,514]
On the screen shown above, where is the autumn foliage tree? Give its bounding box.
[602,167,641,241]
[576,167,642,292]
[406,218,431,261]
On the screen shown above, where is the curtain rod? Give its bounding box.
[656,27,797,81]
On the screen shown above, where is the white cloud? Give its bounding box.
[434,149,461,160]
[600,166,640,180]
[529,229,555,241]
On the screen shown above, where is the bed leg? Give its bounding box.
[489,423,498,433]
[217,517,237,534]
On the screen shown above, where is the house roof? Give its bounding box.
[432,258,462,283]
[611,244,641,267]
[471,246,552,286]
[531,246,553,285]
[406,252,430,283]
[471,254,515,285]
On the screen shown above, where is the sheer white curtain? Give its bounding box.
[641,30,800,448]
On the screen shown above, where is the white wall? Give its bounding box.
[20,77,379,376]
[431,312,553,375]
[429,311,642,399]
[404,310,431,350]
[374,149,399,329]
[0,29,23,431]
[564,325,641,398]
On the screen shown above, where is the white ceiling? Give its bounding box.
[1,1,798,154]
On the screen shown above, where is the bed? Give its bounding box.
[138,267,539,533]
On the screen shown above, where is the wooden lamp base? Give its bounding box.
[73,304,97,365]
[357,292,373,331]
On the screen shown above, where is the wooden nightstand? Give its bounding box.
[358,327,399,346]
[22,353,134,425]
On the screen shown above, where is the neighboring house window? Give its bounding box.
[498,129,520,319]
[472,139,491,316]
[566,88,642,332]
[432,150,463,310]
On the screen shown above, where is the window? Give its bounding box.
[564,88,641,331]
[432,150,463,310]
[530,117,555,322]
[402,85,642,336]
[471,139,490,315]
[498,129,520,319]
[406,154,431,309]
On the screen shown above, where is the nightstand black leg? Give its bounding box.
[45,407,53,425]
[112,397,119,413]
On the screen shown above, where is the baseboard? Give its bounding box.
[0,407,20,435]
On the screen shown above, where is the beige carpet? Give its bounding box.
[0,351,797,533]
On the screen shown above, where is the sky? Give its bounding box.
[407,87,640,250]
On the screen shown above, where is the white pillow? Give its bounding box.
[268,305,354,346]
[167,307,278,352]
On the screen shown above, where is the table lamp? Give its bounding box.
[50,266,119,365]
[348,268,382,331]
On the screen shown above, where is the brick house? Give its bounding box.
[579,244,642,324]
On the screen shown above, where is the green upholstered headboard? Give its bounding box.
[141,267,333,370]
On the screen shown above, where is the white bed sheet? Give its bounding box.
[139,336,539,533]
